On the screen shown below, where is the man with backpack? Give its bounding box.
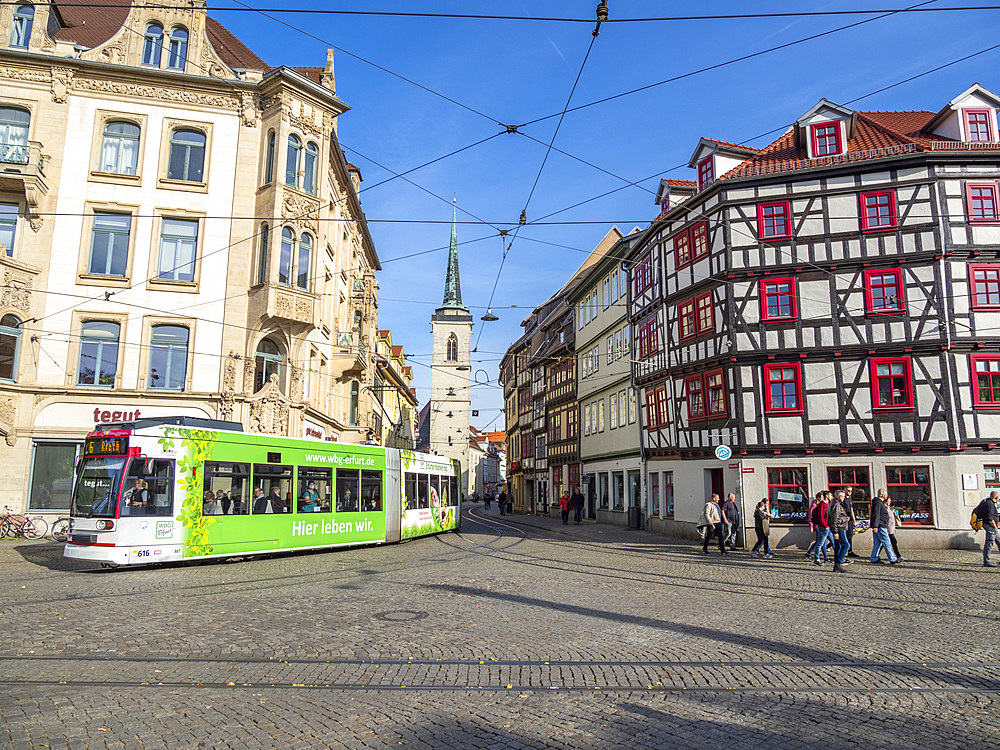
[974,490,1000,568]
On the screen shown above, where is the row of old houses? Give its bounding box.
[0,0,418,515]
[501,82,1000,549]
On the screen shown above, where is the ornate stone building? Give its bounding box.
[0,0,385,515]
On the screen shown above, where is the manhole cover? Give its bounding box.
[373,610,429,622]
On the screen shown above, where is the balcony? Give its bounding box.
[330,331,368,375]
[0,141,49,225]
[248,283,318,329]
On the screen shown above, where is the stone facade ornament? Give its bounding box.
[247,375,290,435]
[0,394,17,446]
[74,77,240,111]
[238,92,259,127]
[243,358,257,394]
[1,272,31,312]
[50,68,74,103]
[282,193,320,232]
[289,364,303,402]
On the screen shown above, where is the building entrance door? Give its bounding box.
[705,468,724,501]
[585,474,596,518]
[627,470,642,528]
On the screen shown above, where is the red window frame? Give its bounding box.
[662,471,674,517]
[633,253,652,295]
[863,268,905,315]
[810,120,843,157]
[691,222,709,260]
[971,354,1000,408]
[967,182,999,222]
[649,472,660,517]
[884,466,933,526]
[697,156,714,189]
[655,385,669,427]
[674,230,691,268]
[644,389,658,431]
[678,299,696,340]
[970,264,1000,309]
[695,291,714,334]
[637,317,659,360]
[685,374,705,421]
[963,108,996,142]
[757,201,791,240]
[705,369,726,417]
[870,356,913,412]
[860,190,897,231]
[763,362,803,414]
[760,277,797,322]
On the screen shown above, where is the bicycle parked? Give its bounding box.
[50,517,71,542]
[0,506,48,539]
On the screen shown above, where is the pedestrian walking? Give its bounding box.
[698,493,728,555]
[973,490,1000,567]
[558,490,571,525]
[484,493,491,510]
[722,492,740,549]
[497,490,508,516]
[870,490,900,564]
[828,490,851,573]
[843,486,861,558]
[571,485,585,524]
[750,498,774,558]
[810,493,832,565]
[886,496,907,562]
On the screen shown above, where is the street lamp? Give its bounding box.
[481,308,499,322]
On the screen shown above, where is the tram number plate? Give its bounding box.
[84,436,129,456]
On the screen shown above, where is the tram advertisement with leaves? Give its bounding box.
[399,450,460,539]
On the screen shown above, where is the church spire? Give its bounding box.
[441,199,466,310]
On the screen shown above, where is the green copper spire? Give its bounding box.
[441,199,466,310]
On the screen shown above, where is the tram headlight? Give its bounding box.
[96,520,115,531]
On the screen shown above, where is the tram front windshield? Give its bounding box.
[72,457,126,518]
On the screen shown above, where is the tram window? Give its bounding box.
[449,477,459,507]
[336,468,359,512]
[252,464,292,514]
[429,475,441,506]
[404,473,417,510]
[361,470,382,512]
[417,474,429,509]
[297,467,332,513]
[203,462,250,515]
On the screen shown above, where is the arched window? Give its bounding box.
[257,223,269,285]
[9,4,33,48]
[0,106,30,165]
[446,333,458,362]
[296,232,312,290]
[166,128,205,182]
[285,134,301,187]
[99,121,140,175]
[0,314,21,382]
[264,130,275,183]
[142,23,163,66]
[77,321,120,387]
[303,141,318,194]
[167,26,188,70]
[278,227,294,286]
[148,325,189,390]
[254,338,282,392]
[349,381,359,426]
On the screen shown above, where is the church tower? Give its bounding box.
[428,201,473,496]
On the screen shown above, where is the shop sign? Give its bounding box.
[714,445,732,461]
[303,422,325,440]
[742,467,755,474]
[34,402,214,431]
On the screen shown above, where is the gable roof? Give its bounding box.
[207,17,268,71]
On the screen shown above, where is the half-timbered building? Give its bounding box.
[627,83,1000,548]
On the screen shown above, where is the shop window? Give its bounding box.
[167,26,188,70]
[663,471,674,517]
[9,4,33,48]
[985,465,1000,488]
[0,314,20,382]
[649,472,659,517]
[885,466,932,525]
[599,473,609,509]
[810,121,842,156]
[860,190,897,231]
[77,321,120,388]
[827,466,871,521]
[764,363,802,413]
[27,442,79,512]
[757,201,791,240]
[967,183,999,222]
[864,269,905,314]
[166,129,205,182]
[613,471,625,510]
[971,354,1000,407]
[760,277,797,321]
[0,106,29,165]
[971,264,1000,308]
[871,356,913,411]
[0,202,16,256]
[148,325,189,390]
[142,23,163,66]
[157,217,198,282]
[100,121,141,175]
[254,338,282,392]
[767,467,809,524]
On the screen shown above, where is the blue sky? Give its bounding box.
[212,1,1000,430]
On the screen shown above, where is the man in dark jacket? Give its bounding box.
[828,490,851,573]
[870,491,899,564]
[975,490,1000,567]
[722,493,740,549]
[570,486,585,524]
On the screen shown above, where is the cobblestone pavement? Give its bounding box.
[1,506,998,749]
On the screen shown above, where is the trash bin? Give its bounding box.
[628,506,643,529]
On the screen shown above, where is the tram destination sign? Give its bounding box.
[84,435,129,456]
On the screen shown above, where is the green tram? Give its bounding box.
[65,417,461,567]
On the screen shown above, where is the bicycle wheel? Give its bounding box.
[51,518,70,542]
[25,517,48,540]
[0,519,10,538]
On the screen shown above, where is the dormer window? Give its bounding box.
[811,121,843,156]
[9,4,33,49]
[697,157,713,189]
[963,109,996,142]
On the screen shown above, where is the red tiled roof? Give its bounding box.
[289,66,324,84]
[661,178,697,188]
[703,138,761,154]
[390,345,403,356]
[206,17,267,71]
[50,0,131,48]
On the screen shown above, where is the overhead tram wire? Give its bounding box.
[517,0,942,129]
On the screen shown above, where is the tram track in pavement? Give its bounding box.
[0,509,522,611]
